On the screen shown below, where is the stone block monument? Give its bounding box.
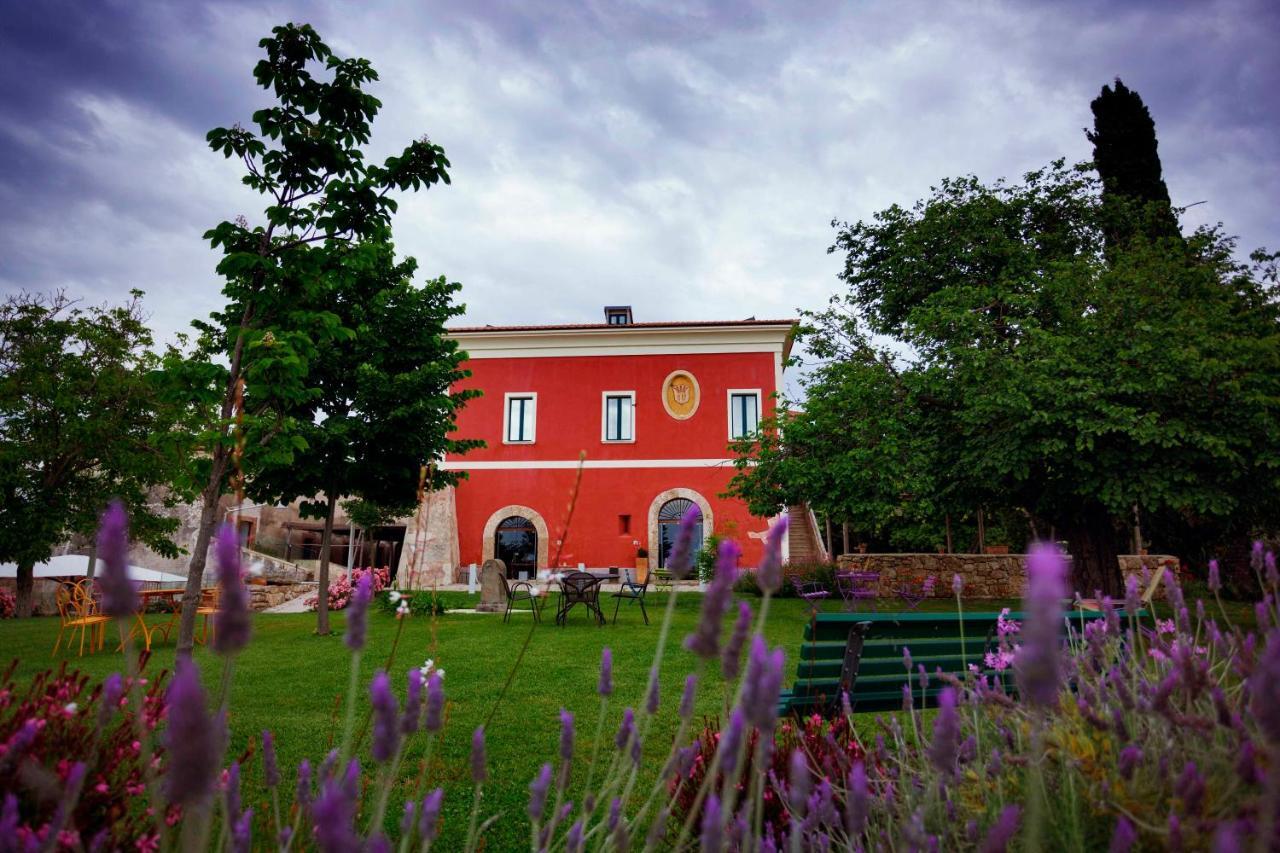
[476,558,506,612]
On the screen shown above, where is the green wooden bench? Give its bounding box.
[777,609,1116,717]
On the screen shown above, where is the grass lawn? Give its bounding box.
[1,590,1173,849]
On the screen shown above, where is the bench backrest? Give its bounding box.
[785,610,1115,715]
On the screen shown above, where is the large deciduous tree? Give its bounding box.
[733,161,1280,596]
[247,241,481,635]
[0,291,188,616]
[172,23,454,652]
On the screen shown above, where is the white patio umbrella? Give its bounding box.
[0,554,186,584]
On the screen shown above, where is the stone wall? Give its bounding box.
[834,553,1179,599]
[246,582,315,611]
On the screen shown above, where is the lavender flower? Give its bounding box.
[419,788,443,841]
[213,522,251,654]
[471,726,487,783]
[370,670,400,762]
[845,761,868,838]
[295,759,311,810]
[598,647,613,696]
[952,573,964,597]
[742,637,787,732]
[1208,559,1222,593]
[721,600,753,680]
[225,762,242,828]
[757,514,789,592]
[1109,815,1137,853]
[644,668,660,715]
[1212,821,1243,853]
[401,801,416,838]
[1267,550,1278,586]
[97,673,123,728]
[685,539,740,658]
[608,797,622,833]
[163,659,219,806]
[700,794,723,852]
[1167,813,1182,853]
[720,709,745,774]
[425,671,444,733]
[615,707,636,752]
[566,820,585,853]
[344,571,373,651]
[1015,542,1067,708]
[1235,740,1260,785]
[313,759,360,853]
[95,500,136,618]
[903,646,912,672]
[262,730,280,788]
[529,763,552,821]
[679,675,698,719]
[1251,539,1264,573]
[928,687,960,776]
[788,749,810,814]
[401,667,424,736]
[1124,573,1140,616]
[1118,745,1142,780]
[558,708,575,771]
[987,748,1003,778]
[1252,630,1280,742]
[980,805,1021,853]
[1176,761,1205,814]
[666,505,703,579]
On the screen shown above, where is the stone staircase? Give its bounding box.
[786,505,827,564]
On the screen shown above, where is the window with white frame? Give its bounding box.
[504,393,537,443]
[602,392,635,442]
[728,390,761,439]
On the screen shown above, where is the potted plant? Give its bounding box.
[985,544,1010,555]
[634,547,649,583]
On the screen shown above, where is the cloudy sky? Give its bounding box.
[2,0,1277,374]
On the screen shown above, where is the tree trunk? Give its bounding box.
[1062,502,1123,598]
[177,456,229,656]
[315,493,338,636]
[85,544,97,579]
[15,559,35,618]
[976,508,986,553]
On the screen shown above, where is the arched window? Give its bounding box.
[495,515,538,579]
[657,499,703,569]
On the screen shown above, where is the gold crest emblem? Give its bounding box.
[662,370,700,420]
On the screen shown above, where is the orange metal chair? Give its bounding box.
[52,582,110,657]
[195,586,220,645]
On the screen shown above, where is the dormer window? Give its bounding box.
[604,306,633,325]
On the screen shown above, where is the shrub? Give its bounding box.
[735,560,841,597]
[0,587,15,618]
[306,566,389,611]
[0,661,172,849]
[374,589,451,617]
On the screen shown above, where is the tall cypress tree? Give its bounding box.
[1086,78,1180,245]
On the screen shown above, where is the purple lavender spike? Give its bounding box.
[163,660,219,806]
[402,667,423,736]
[720,709,745,774]
[1251,631,1280,742]
[370,670,400,762]
[666,505,703,579]
[529,763,552,821]
[598,647,614,696]
[721,601,752,680]
[980,805,1021,853]
[1208,559,1222,593]
[928,688,960,776]
[684,540,740,658]
[313,759,360,852]
[566,820,585,853]
[788,749,810,814]
[679,674,698,719]
[295,759,312,810]
[845,761,868,837]
[471,726,487,783]
[262,730,280,788]
[97,673,124,728]
[645,668,660,715]
[344,571,373,651]
[700,794,723,852]
[1015,543,1066,707]
[419,788,443,842]
[1109,816,1137,852]
[213,522,251,654]
[757,514,788,592]
[425,671,444,733]
[96,500,136,618]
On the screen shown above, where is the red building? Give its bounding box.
[431,307,797,579]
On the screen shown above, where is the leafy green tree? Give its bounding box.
[736,161,1280,595]
[0,291,189,616]
[247,241,480,635]
[171,23,454,651]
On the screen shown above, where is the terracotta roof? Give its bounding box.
[448,319,797,333]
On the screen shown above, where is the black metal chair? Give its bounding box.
[499,573,542,624]
[556,571,605,626]
[611,571,651,625]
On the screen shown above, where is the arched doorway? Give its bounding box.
[495,515,538,579]
[657,498,704,569]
